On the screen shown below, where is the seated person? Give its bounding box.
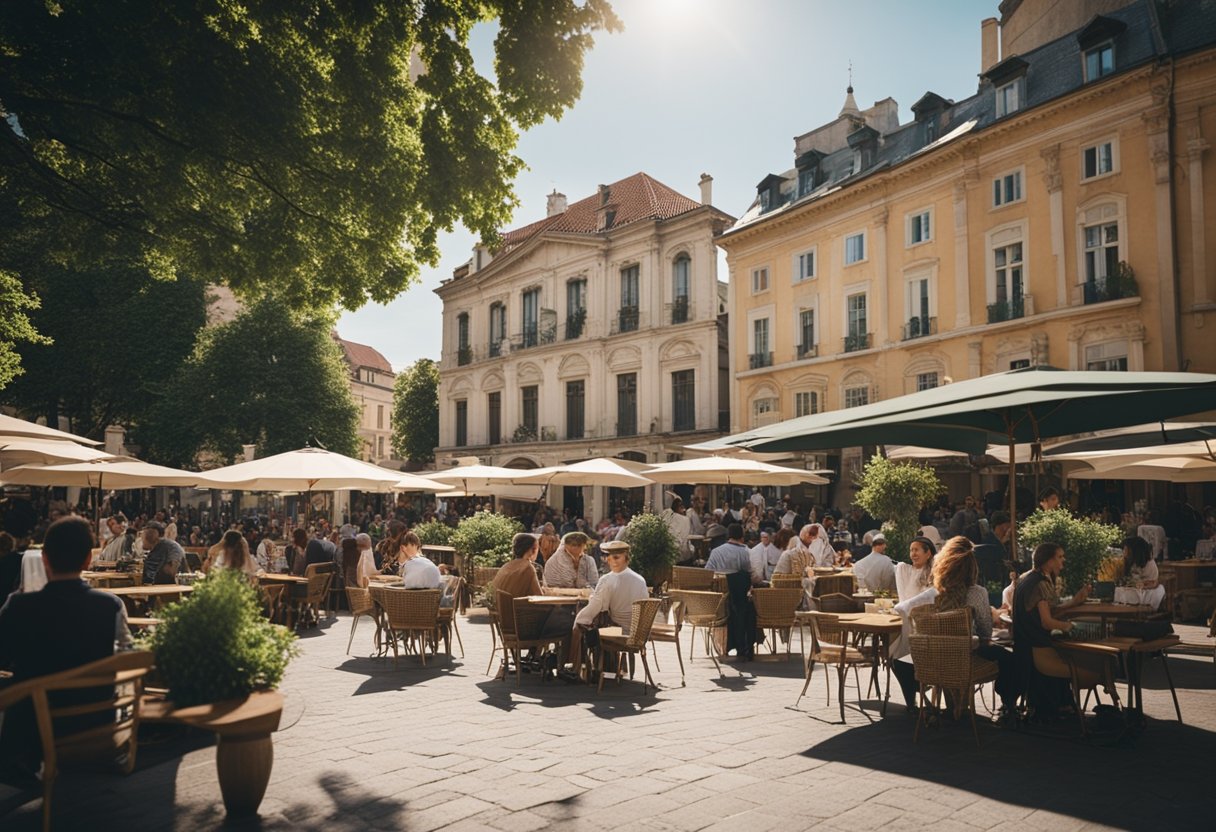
[397,532,441,589]
[203,529,258,578]
[1113,536,1165,610]
[286,528,311,575]
[852,533,896,593]
[0,516,132,781]
[493,533,544,601]
[352,533,378,588]
[141,520,185,585]
[568,540,649,671]
[542,532,599,589]
[98,514,134,565]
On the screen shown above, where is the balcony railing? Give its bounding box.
[456,345,473,366]
[612,306,640,335]
[797,343,818,360]
[669,297,690,324]
[511,323,557,352]
[1083,276,1138,305]
[565,308,586,340]
[843,332,871,353]
[987,295,1027,323]
[748,351,774,369]
[902,315,938,341]
[616,420,638,438]
[488,338,505,358]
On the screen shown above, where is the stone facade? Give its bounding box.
[334,336,398,467]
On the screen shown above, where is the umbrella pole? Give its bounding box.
[1007,433,1018,568]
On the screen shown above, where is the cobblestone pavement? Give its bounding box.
[9,611,1215,831]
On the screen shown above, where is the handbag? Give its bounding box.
[1112,619,1173,640]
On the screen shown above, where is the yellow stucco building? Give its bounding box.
[719,0,1216,453]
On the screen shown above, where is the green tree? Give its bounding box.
[0,264,207,437]
[0,269,48,390]
[140,299,359,466]
[392,358,439,464]
[0,0,621,317]
[853,454,946,562]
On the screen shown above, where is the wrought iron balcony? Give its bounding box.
[456,345,473,366]
[748,351,774,370]
[843,332,871,353]
[488,339,504,358]
[612,306,640,335]
[902,316,938,341]
[797,343,818,360]
[1083,277,1137,305]
[565,308,587,340]
[669,297,690,324]
[987,296,1026,323]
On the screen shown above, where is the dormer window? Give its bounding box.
[755,174,784,214]
[996,80,1022,117]
[983,56,1029,120]
[798,169,815,196]
[1084,42,1114,81]
[758,190,770,212]
[1077,15,1124,83]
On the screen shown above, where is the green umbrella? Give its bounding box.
[719,367,1216,559]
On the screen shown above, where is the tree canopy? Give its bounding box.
[140,299,360,466]
[392,358,439,464]
[0,0,621,316]
[0,264,208,438]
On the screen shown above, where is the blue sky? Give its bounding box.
[337,0,989,370]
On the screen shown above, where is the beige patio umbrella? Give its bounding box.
[642,456,829,487]
[198,447,437,492]
[0,459,202,489]
[0,414,100,445]
[418,464,537,493]
[1051,438,1216,472]
[1067,456,1216,483]
[0,439,118,469]
[509,457,656,490]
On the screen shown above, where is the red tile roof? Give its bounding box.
[333,335,393,374]
[498,172,703,252]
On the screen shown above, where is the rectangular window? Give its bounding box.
[994,242,1025,303]
[1083,141,1114,179]
[844,386,870,409]
[798,169,815,196]
[521,385,538,435]
[995,80,1021,117]
[752,397,778,428]
[457,314,469,350]
[844,232,866,265]
[376,405,384,430]
[619,265,640,332]
[565,380,585,440]
[916,372,939,391]
[992,171,1023,206]
[455,400,468,447]
[566,279,586,339]
[1010,358,1031,370]
[751,267,769,294]
[1084,222,1119,284]
[1085,341,1128,372]
[616,373,637,437]
[794,249,815,282]
[672,370,696,432]
[521,288,540,347]
[753,318,769,357]
[489,303,506,355]
[908,211,931,245]
[798,308,815,357]
[795,391,819,417]
[847,293,867,337]
[672,256,691,324]
[1085,43,1114,81]
[487,391,501,445]
[905,276,932,339]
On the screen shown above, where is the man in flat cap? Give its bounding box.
[565,539,648,679]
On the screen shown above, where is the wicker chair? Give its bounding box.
[597,599,663,694]
[344,585,381,656]
[495,591,560,685]
[0,651,154,832]
[378,588,442,667]
[649,599,686,686]
[752,587,803,659]
[909,631,1000,747]
[770,573,804,590]
[817,593,861,614]
[813,574,855,598]
[671,565,716,591]
[797,611,874,722]
[291,565,334,629]
[474,567,501,599]
[669,589,727,674]
[436,575,465,658]
[259,583,286,625]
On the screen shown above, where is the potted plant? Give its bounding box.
[1017,508,1121,595]
[620,511,679,589]
[143,569,298,706]
[853,454,946,563]
[414,519,455,547]
[451,510,523,569]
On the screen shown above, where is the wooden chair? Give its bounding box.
[1167,607,1216,677]
[378,588,442,667]
[597,599,663,694]
[797,611,874,722]
[669,589,727,674]
[671,565,715,591]
[344,585,381,656]
[909,632,1000,747]
[436,575,465,658]
[495,591,559,685]
[649,599,686,686]
[305,562,337,618]
[752,587,803,659]
[0,651,155,832]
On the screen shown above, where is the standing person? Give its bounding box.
[662,497,692,563]
[947,496,981,542]
[163,511,178,542]
[706,524,759,661]
[141,521,185,585]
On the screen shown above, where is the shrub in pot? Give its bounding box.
[621,511,679,587]
[1017,508,1121,595]
[452,510,523,568]
[143,569,298,706]
[414,519,454,547]
[853,454,946,562]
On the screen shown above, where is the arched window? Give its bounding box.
[672,254,691,324]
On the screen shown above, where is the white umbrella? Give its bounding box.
[509,457,655,489]
[0,439,118,468]
[0,459,201,489]
[0,414,100,445]
[642,456,829,486]
[1067,456,1216,483]
[1051,439,1216,471]
[197,447,435,492]
[419,464,536,493]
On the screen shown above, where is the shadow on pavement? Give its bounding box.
[333,655,463,696]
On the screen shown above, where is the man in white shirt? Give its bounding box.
[748,529,783,584]
[792,523,834,568]
[851,533,896,593]
[399,533,441,589]
[567,540,648,675]
[662,497,692,562]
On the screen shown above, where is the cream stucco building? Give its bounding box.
[434,173,734,519]
[719,0,1216,486]
[334,336,399,467]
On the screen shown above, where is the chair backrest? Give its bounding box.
[184,551,203,572]
[911,606,971,636]
[305,562,336,577]
[668,589,727,624]
[380,588,441,630]
[672,566,715,591]
[752,587,803,623]
[624,598,663,649]
[495,590,518,638]
[260,583,286,620]
[475,566,500,590]
[511,595,553,641]
[0,651,155,783]
[909,633,973,688]
[346,585,373,616]
[813,574,854,598]
[305,571,332,604]
[805,611,846,649]
[439,574,463,608]
[817,593,860,614]
[770,573,803,589]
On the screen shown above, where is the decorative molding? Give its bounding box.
[1039,143,1062,193]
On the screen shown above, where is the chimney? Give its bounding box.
[104,425,126,457]
[546,189,567,217]
[598,184,610,206]
[981,17,999,74]
[242,443,257,462]
[699,173,713,206]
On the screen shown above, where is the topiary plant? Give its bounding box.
[452,510,523,568]
[853,454,946,563]
[414,519,454,547]
[621,511,679,587]
[1017,508,1121,595]
[142,569,298,707]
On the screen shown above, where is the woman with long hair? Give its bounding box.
[377,520,407,574]
[1115,536,1165,609]
[895,536,937,602]
[204,529,256,578]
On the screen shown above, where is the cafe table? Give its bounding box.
[797,610,903,716]
[82,570,135,588]
[257,573,309,586]
[1059,601,1152,635]
[101,583,193,614]
[1056,633,1183,726]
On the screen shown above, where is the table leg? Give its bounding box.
[880,634,892,717]
[215,731,274,817]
